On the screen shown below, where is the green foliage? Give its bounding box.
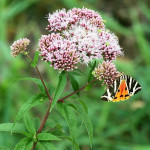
[24,114,36,135]
[68,72,80,96]
[50,71,67,112]
[14,93,46,124]
[31,51,40,68]
[14,137,30,150]
[0,123,27,135]
[0,146,9,150]
[88,60,96,83]
[57,103,79,150]
[15,77,46,93]
[37,133,61,141]
[1,0,150,149]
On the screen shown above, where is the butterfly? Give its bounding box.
[101,74,142,102]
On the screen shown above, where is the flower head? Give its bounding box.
[92,61,120,87]
[46,8,105,33]
[38,33,79,71]
[10,38,30,57]
[98,30,123,61]
[40,8,123,71]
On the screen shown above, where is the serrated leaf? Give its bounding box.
[14,137,29,150]
[41,142,56,150]
[88,60,96,83]
[75,101,93,148]
[84,83,92,92]
[68,72,80,96]
[37,133,61,141]
[57,103,79,150]
[15,77,45,93]
[14,93,46,124]
[36,142,46,150]
[25,141,33,150]
[78,100,88,114]
[50,71,67,112]
[31,51,40,68]
[0,123,27,134]
[24,114,36,135]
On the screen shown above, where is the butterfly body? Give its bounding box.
[101,74,142,102]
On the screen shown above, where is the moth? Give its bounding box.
[101,74,142,102]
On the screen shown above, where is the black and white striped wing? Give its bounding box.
[126,75,142,96]
[101,77,121,101]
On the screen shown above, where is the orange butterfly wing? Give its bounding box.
[113,80,130,102]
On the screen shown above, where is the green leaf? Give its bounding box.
[14,137,29,150]
[37,133,61,141]
[84,83,92,92]
[68,72,80,96]
[31,51,40,68]
[41,142,56,150]
[15,77,45,93]
[50,71,67,112]
[0,146,9,150]
[25,141,33,150]
[14,93,46,124]
[75,101,93,148]
[0,123,27,134]
[88,60,96,83]
[24,114,36,135]
[57,103,79,149]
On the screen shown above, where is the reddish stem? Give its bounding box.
[58,79,97,102]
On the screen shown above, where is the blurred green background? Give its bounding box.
[0,0,150,149]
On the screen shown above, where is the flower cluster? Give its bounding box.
[10,38,30,57]
[46,8,105,32]
[92,61,120,87]
[38,7,123,71]
[38,33,79,71]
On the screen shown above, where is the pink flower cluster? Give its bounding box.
[92,61,120,87]
[46,8,105,32]
[39,33,79,71]
[39,8,123,71]
[10,38,30,57]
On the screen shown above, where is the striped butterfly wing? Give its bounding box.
[101,74,142,102]
[101,77,120,101]
[126,75,142,96]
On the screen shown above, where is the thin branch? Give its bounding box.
[31,101,51,150]
[26,55,52,102]
[58,79,97,102]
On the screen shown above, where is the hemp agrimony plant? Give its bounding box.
[1,8,123,150]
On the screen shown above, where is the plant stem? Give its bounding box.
[31,101,51,150]
[26,54,52,102]
[58,79,97,102]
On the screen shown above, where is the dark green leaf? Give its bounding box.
[14,137,29,150]
[14,93,46,124]
[31,51,40,68]
[37,133,61,141]
[50,71,67,112]
[68,72,79,96]
[57,103,79,150]
[24,114,36,135]
[88,60,96,83]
